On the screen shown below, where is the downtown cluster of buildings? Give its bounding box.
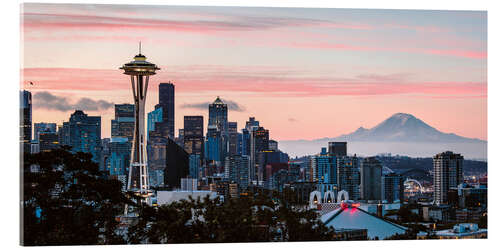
[20,86,290,199]
[19,88,487,210]
[20,86,487,239]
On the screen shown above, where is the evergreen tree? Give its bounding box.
[22,147,133,245]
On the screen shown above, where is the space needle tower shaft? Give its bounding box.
[120,43,160,206]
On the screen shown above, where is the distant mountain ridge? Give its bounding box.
[279,113,486,159]
[332,113,484,143]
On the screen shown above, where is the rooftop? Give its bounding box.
[213,96,225,104]
[321,206,407,240]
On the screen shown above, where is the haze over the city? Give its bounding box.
[22,4,487,145]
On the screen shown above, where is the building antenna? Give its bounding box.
[139,41,141,54]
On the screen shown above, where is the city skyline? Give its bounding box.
[18,3,489,245]
[21,4,487,141]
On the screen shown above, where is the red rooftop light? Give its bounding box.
[340,201,360,209]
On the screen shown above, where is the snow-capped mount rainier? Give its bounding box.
[279,113,486,159]
[334,113,483,143]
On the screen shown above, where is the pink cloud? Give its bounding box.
[21,12,373,35]
[21,12,485,61]
[384,24,450,33]
[423,49,487,59]
[279,41,486,59]
[22,67,486,98]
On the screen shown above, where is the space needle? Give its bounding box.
[120,43,160,209]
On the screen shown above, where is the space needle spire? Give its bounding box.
[120,44,160,211]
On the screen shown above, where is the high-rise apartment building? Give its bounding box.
[433,151,464,205]
[311,148,337,184]
[225,155,250,191]
[382,173,404,203]
[337,155,360,200]
[360,157,382,201]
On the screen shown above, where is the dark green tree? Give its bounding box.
[130,189,335,243]
[22,147,133,246]
[128,199,195,244]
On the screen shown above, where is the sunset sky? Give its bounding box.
[21,3,487,141]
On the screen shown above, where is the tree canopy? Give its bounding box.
[22,147,133,246]
[128,191,336,243]
[22,148,338,245]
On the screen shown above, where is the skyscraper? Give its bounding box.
[382,173,404,203]
[58,122,70,146]
[208,96,228,134]
[175,128,184,148]
[164,138,189,189]
[63,110,101,163]
[257,150,287,184]
[225,155,250,191]
[265,163,289,192]
[311,148,337,184]
[236,132,243,155]
[147,136,167,184]
[20,90,32,153]
[183,116,204,158]
[268,140,278,151]
[228,122,238,156]
[208,97,229,165]
[250,126,269,183]
[360,157,382,201]
[433,151,464,205]
[149,121,170,140]
[328,142,347,156]
[240,128,250,156]
[108,105,133,183]
[158,82,175,139]
[205,125,222,164]
[100,138,111,172]
[337,155,360,201]
[189,154,201,179]
[33,122,57,141]
[107,137,131,177]
[111,104,135,142]
[245,117,259,131]
[147,106,163,140]
[240,117,259,157]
